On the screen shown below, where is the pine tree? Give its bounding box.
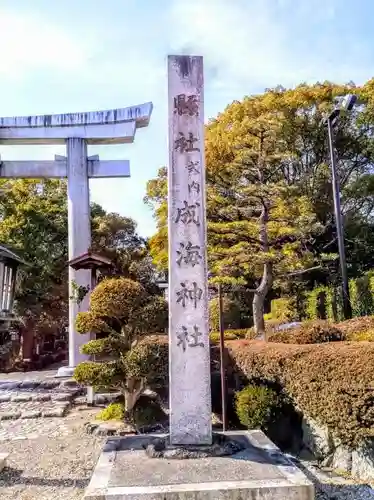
[73,277,167,416]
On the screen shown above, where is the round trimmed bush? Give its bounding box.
[96,402,125,421]
[235,385,280,430]
[90,277,146,320]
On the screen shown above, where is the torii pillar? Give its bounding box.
[0,103,153,377]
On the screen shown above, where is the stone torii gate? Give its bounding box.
[0,103,153,377]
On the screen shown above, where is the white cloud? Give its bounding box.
[169,0,372,91]
[0,9,91,79]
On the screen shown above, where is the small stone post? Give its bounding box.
[168,55,212,445]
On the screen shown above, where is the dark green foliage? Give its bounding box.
[74,278,168,414]
[235,384,280,430]
[132,395,167,428]
[209,297,241,331]
[229,340,374,447]
[268,298,299,323]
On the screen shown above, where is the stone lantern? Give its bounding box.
[0,244,26,363]
[66,251,113,402]
[0,244,26,319]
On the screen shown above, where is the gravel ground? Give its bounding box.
[0,408,105,500]
[293,458,374,500]
[0,403,373,499]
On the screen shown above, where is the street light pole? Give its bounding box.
[325,96,356,320]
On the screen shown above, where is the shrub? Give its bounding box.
[209,297,241,331]
[228,339,374,447]
[209,329,248,343]
[349,329,374,342]
[268,320,345,344]
[235,384,280,430]
[96,402,125,421]
[336,315,374,337]
[306,286,327,320]
[269,297,298,323]
[74,277,168,417]
[132,395,167,428]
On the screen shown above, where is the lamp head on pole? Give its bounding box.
[326,93,358,127]
[334,94,357,112]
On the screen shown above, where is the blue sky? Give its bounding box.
[1,0,374,237]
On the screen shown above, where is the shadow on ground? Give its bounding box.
[0,467,89,490]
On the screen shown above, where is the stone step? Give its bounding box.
[0,377,81,392]
[0,399,71,420]
[0,376,123,421]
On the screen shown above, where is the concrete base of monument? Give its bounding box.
[84,430,314,500]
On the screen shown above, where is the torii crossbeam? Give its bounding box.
[0,103,153,377]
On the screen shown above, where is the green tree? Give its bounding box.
[145,81,374,334]
[0,179,159,355]
[74,277,168,416]
[0,179,68,341]
[209,296,241,331]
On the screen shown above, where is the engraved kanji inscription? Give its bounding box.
[176,281,203,308]
[188,181,200,195]
[174,132,200,153]
[177,325,205,352]
[186,160,200,175]
[176,241,203,267]
[175,200,200,226]
[174,94,199,116]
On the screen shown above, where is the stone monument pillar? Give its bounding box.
[168,55,212,445]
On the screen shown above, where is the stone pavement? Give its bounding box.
[0,378,83,421]
[0,367,121,442]
[0,416,70,441]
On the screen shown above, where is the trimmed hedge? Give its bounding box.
[123,335,374,447]
[209,329,248,343]
[336,315,374,337]
[235,385,280,430]
[228,340,374,447]
[266,297,299,323]
[268,320,345,344]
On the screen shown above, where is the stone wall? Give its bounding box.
[301,415,374,481]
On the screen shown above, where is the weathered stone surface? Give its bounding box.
[73,396,87,405]
[0,382,20,390]
[0,394,11,402]
[0,452,8,472]
[19,380,40,389]
[331,446,352,473]
[51,392,73,402]
[302,416,334,460]
[85,421,136,437]
[168,55,212,446]
[32,393,51,402]
[84,430,314,499]
[59,378,80,389]
[352,440,374,481]
[21,410,42,419]
[95,393,121,405]
[41,406,67,418]
[11,394,32,402]
[143,433,244,459]
[38,380,60,390]
[0,412,21,420]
